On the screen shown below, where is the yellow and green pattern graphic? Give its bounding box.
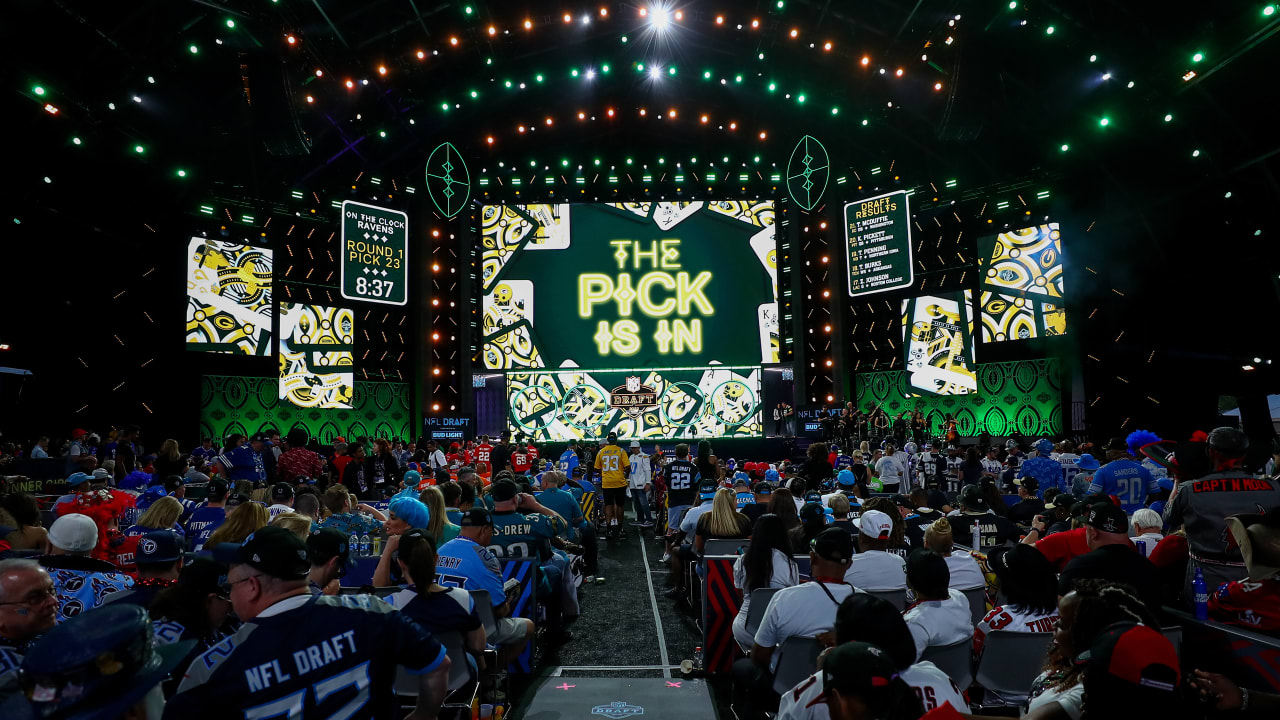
[977,223,1068,342]
[185,238,273,355]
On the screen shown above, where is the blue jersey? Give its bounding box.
[536,488,585,539]
[835,454,854,470]
[185,506,226,550]
[734,492,756,509]
[164,594,445,720]
[41,560,134,622]
[1017,456,1064,497]
[489,510,563,560]
[1088,459,1160,515]
[558,449,580,477]
[436,536,505,607]
[217,445,265,483]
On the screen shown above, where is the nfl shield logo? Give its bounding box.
[625,376,642,393]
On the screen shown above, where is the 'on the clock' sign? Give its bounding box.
[340,200,408,306]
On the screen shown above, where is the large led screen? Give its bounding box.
[279,303,354,409]
[977,223,1067,342]
[480,201,779,371]
[185,238,273,355]
[901,292,976,397]
[506,366,762,442]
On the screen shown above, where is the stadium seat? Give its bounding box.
[702,539,748,556]
[865,589,906,611]
[793,555,811,580]
[470,590,498,637]
[395,631,477,705]
[973,631,1053,707]
[1162,625,1182,659]
[771,637,824,695]
[745,588,782,639]
[961,586,988,626]
[920,638,973,691]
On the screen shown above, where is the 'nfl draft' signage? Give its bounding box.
[423,414,474,441]
[340,201,408,306]
[844,190,913,297]
[609,376,658,418]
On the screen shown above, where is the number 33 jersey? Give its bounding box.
[778,661,965,720]
[972,604,1059,654]
[163,593,446,720]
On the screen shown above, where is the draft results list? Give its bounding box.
[844,190,913,298]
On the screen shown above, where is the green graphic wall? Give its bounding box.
[200,375,412,443]
[854,359,1062,437]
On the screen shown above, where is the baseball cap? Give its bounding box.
[1076,453,1101,471]
[71,428,87,439]
[800,502,827,525]
[891,494,913,510]
[698,481,718,500]
[271,482,294,503]
[959,484,987,511]
[1036,438,1054,455]
[232,526,310,580]
[206,477,230,498]
[1015,477,1040,492]
[630,440,641,449]
[1225,513,1280,581]
[804,490,823,503]
[606,432,618,443]
[811,527,855,563]
[403,469,422,487]
[733,476,750,489]
[251,433,269,443]
[988,544,1053,581]
[1074,622,1180,693]
[1084,501,1129,534]
[307,528,353,574]
[837,469,857,487]
[225,492,252,508]
[162,475,185,494]
[459,507,494,527]
[858,509,893,540]
[753,481,775,495]
[48,514,98,553]
[491,478,519,502]
[180,558,230,599]
[1105,437,1128,452]
[136,531,183,565]
[65,472,92,487]
[8,604,195,720]
[822,642,903,702]
[90,468,112,483]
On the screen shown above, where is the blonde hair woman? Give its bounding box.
[270,512,312,540]
[693,488,752,554]
[418,486,461,545]
[924,517,986,589]
[205,502,268,548]
[250,487,270,504]
[133,496,184,534]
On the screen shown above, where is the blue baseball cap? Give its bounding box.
[764,468,780,483]
[65,472,92,487]
[754,482,775,495]
[698,481,718,500]
[837,469,857,487]
[1036,438,1055,455]
[136,531,184,564]
[403,469,422,487]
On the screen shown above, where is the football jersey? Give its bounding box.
[664,458,698,507]
[166,594,445,720]
[917,453,945,487]
[945,457,963,481]
[980,458,1003,477]
[903,588,973,657]
[1088,459,1161,514]
[558,449,580,477]
[947,513,1021,551]
[835,454,854,470]
[527,446,540,465]
[185,506,226,551]
[488,509,564,560]
[594,444,630,488]
[973,604,1058,654]
[435,536,505,607]
[779,661,965,720]
[1208,577,1280,632]
[843,551,907,591]
[475,443,494,466]
[510,449,531,473]
[216,445,266,483]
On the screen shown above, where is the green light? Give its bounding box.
[777,1,785,8]
[177,169,187,177]
[1089,54,1097,62]
[636,63,644,72]
[225,18,235,28]
[1060,144,1069,152]
[768,82,776,92]
[1191,52,1204,62]
[758,53,765,60]
[703,70,712,79]
[188,45,199,54]
[486,57,493,65]
[134,145,145,154]
[530,160,537,168]
[1099,117,1109,127]
[1192,149,1201,157]
[535,74,544,83]
[668,66,676,75]
[593,158,601,166]
[1266,4,1277,16]
[621,35,628,43]
[441,102,449,111]
[861,119,869,126]
[658,157,665,164]
[1164,113,1173,122]
[625,157,633,165]
[561,158,569,167]
[464,5,473,14]
[379,130,387,137]
[1008,1,1017,8]
[601,64,610,74]
[753,155,760,163]
[504,80,512,88]
[72,137,81,145]
[831,106,839,115]
[1045,25,1055,35]
[571,68,579,77]
[32,85,45,96]
[469,90,478,98]
[797,94,806,103]
[722,156,729,163]
[735,74,743,83]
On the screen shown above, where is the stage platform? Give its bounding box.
[517,676,715,720]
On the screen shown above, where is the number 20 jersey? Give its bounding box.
[163,593,445,720]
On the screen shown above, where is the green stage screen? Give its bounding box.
[480,201,779,371]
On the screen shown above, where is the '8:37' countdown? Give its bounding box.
[340,200,409,306]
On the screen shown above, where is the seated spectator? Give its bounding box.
[1024,579,1156,717]
[1009,478,1045,525]
[372,496,431,587]
[922,518,985,589]
[537,471,598,582]
[844,510,907,590]
[105,531,184,608]
[733,514,799,651]
[125,495,186,539]
[39,514,133,620]
[1075,622,1183,716]
[1130,508,1164,558]
[769,488,802,531]
[485,479,575,641]
[0,559,58,666]
[184,477,229,551]
[820,469,863,508]
[148,558,234,695]
[316,483,383,536]
[1208,512,1280,633]
[736,528,856,713]
[740,481,775,525]
[1025,495,1112,570]
[202,500,268,550]
[813,642,925,720]
[902,550,973,657]
[386,528,486,676]
[164,527,451,717]
[903,488,944,540]
[1058,501,1161,612]
[828,494,858,533]
[789,502,829,551]
[269,512,311,540]
[946,484,1021,551]
[863,496,912,558]
[419,485,461,546]
[265,483,295,520]
[305,527,351,595]
[975,544,1060,654]
[435,507,534,668]
[292,491,320,525]
[779,593,964,720]
[1042,493,1074,536]
[1,493,48,551]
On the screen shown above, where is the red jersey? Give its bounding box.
[476,443,493,465]
[511,449,531,473]
[527,445,540,464]
[446,452,462,468]
[463,447,476,465]
[1209,577,1280,631]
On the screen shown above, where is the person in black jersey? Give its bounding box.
[164,526,451,719]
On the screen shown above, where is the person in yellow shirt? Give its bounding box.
[595,431,630,539]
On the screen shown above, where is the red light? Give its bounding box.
[345,79,354,89]
[518,125,526,133]
[377,65,387,75]
[934,82,943,91]
[286,35,296,45]
[789,28,798,38]
[751,18,759,28]
[305,95,314,104]
[545,117,553,126]
[578,111,586,120]
[861,56,870,66]
[600,8,608,17]
[449,36,458,46]
[674,10,683,20]
[895,68,904,77]
[606,108,615,117]
[486,136,494,144]
[639,7,648,17]
[431,229,441,238]
[432,333,440,340]
[432,404,440,411]
[667,108,677,118]
[44,103,58,114]
[416,51,425,60]
[821,256,829,263]
[524,19,532,29]
[639,108,647,116]
[715,15,724,25]
[700,114,709,124]
[315,69,324,77]
[563,13,572,23]
[824,42,833,51]
[759,131,767,140]
[488,26,497,36]
[819,221,828,229]
[729,122,737,130]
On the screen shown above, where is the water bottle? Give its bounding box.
[693,645,704,670]
[349,532,360,557]
[971,522,982,551]
[1192,566,1209,621]
[360,532,371,557]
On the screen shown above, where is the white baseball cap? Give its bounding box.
[48,513,99,553]
[858,509,893,540]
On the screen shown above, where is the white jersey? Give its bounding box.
[1057,453,1081,491]
[903,588,974,658]
[980,458,1003,477]
[946,457,963,481]
[843,550,907,591]
[974,603,1058,654]
[875,455,905,488]
[779,661,965,720]
[266,503,293,520]
[628,454,652,489]
[755,581,857,672]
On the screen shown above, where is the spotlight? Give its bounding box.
[650,6,671,31]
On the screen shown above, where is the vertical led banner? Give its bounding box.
[340,201,408,306]
[844,190,913,297]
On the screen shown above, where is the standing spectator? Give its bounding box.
[340,442,369,496]
[628,440,654,528]
[1164,427,1280,601]
[29,437,49,459]
[1071,453,1101,499]
[189,437,217,467]
[1018,438,1065,497]
[425,440,448,473]
[595,432,630,539]
[214,433,268,484]
[960,447,985,487]
[64,429,95,475]
[1,493,48,551]
[489,433,512,476]
[153,439,188,479]
[922,518,985,589]
[276,428,324,485]
[902,549,973,657]
[803,442,835,489]
[39,514,133,620]
[975,544,1061,655]
[366,438,402,497]
[844,510,907,590]
[733,514,798,651]
[112,425,141,481]
[873,443,906,493]
[1058,501,1161,612]
[1090,437,1162,515]
[1130,508,1164,557]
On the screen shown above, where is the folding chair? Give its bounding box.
[771,636,824,695]
[745,588,782,639]
[920,638,973,691]
[470,590,497,636]
[866,589,907,611]
[1162,626,1183,660]
[973,631,1053,708]
[395,631,476,706]
[961,586,988,627]
[703,539,748,556]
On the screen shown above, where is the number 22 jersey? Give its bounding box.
[163,593,446,720]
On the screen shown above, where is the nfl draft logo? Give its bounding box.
[591,701,645,719]
[609,377,658,419]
